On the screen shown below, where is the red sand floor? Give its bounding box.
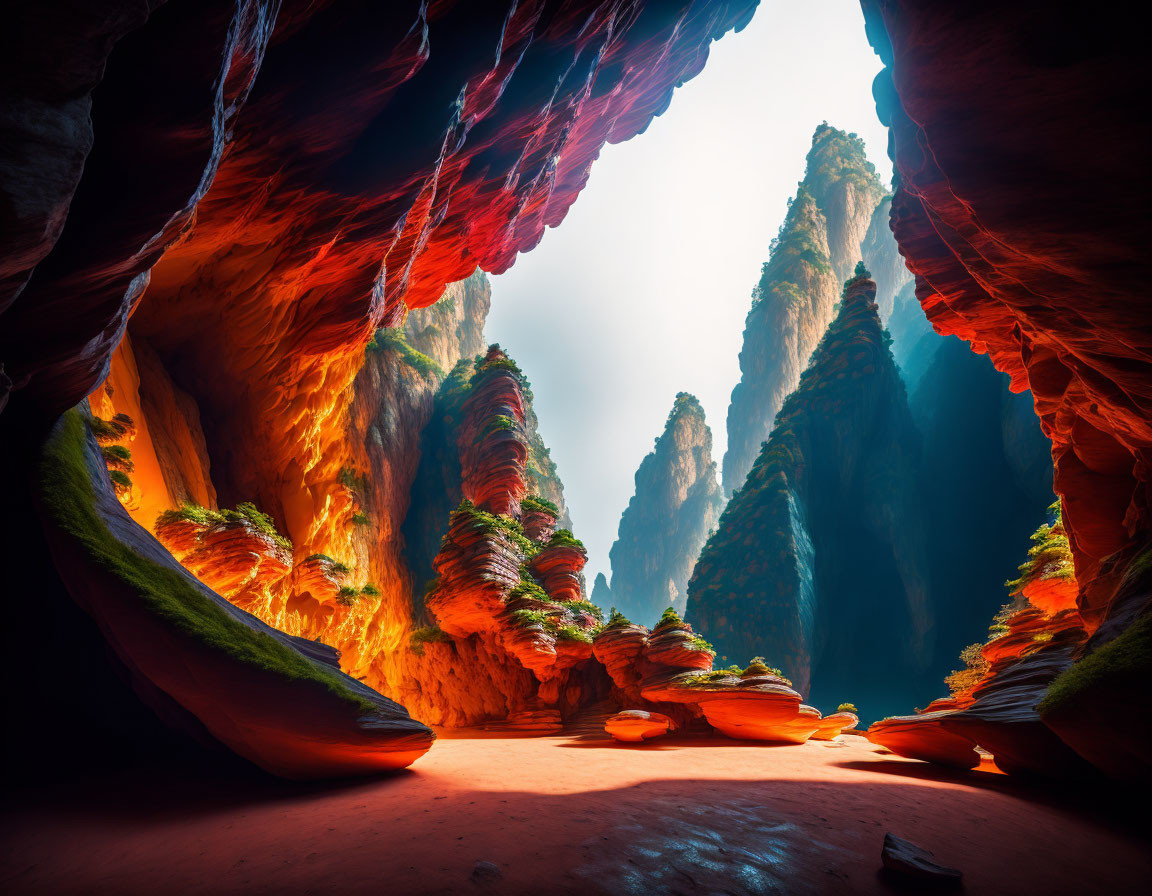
[2,734,1148,895]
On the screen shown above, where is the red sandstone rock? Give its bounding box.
[425,510,522,638]
[605,710,673,743]
[592,623,650,698]
[529,543,587,605]
[521,508,557,544]
[642,671,824,744]
[483,709,562,736]
[458,349,530,517]
[810,711,860,741]
[864,1,1150,613]
[867,713,979,770]
[643,616,714,671]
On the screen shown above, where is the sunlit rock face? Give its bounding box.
[689,273,931,720]
[863,0,1150,609]
[860,196,913,322]
[1,0,754,768]
[607,393,724,627]
[722,124,885,495]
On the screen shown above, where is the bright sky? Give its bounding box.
[488,0,891,582]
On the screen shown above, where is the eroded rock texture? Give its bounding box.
[722,124,884,494]
[689,272,930,720]
[864,0,1151,780]
[863,0,1150,607]
[607,393,724,627]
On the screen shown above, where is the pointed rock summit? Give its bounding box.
[689,268,931,719]
[607,393,724,627]
[723,124,885,495]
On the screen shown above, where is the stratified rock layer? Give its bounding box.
[36,410,433,779]
[608,393,724,626]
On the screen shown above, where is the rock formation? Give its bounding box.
[606,393,724,627]
[604,710,672,743]
[860,194,914,322]
[37,409,433,779]
[722,124,885,494]
[0,0,1148,787]
[868,503,1104,778]
[689,269,931,720]
[861,0,1150,779]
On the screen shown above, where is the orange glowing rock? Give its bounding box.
[155,514,292,610]
[293,554,351,604]
[643,613,714,671]
[1020,572,1079,616]
[458,349,529,517]
[592,622,650,696]
[605,710,673,742]
[810,711,860,740]
[641,670,827,744]
[483,709,563,735]
[867,712,980,770]
[529,542,587,605]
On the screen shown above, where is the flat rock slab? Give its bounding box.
[881,833,963,890]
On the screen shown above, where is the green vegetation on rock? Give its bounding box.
[521,495,559,517]
[157,501,292,552]
[43,410,374,712]
[367,328,444,378]
[409,624,451,656]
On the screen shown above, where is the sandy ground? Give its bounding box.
[2,733,1148,895]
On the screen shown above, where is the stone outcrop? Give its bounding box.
[860,195,914,322]
[866,503,1109,778]
[689,271,931,720]
[880,834,963,889]
[36,410,432,779]
[868,712,980,770]
[605,710,672,743]
[722,125,885,494]
[863,1,1150,612]
[606,393,724,627]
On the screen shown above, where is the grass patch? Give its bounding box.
[409,625,451,656]
[556,625,592,644]
[521,495,559,517]
[41,410,375,713]
[545,528,586,552]
[1038,612,1152,718]
[837,703,858,714]
[305,553,350,574]
[452,500,537,556]
[367,328,443,378]
[156,501,291,553]
[350,511,370,526]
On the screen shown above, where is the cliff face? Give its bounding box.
[689,272,931,720]
[863,1,1150,609]
[1,2,755,772]
[722,124,885,494]
[860,195,914,321]
[608,393,724,627]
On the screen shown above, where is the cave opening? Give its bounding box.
[1,0,1149,890]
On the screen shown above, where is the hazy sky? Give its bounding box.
[488,0,892,583]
